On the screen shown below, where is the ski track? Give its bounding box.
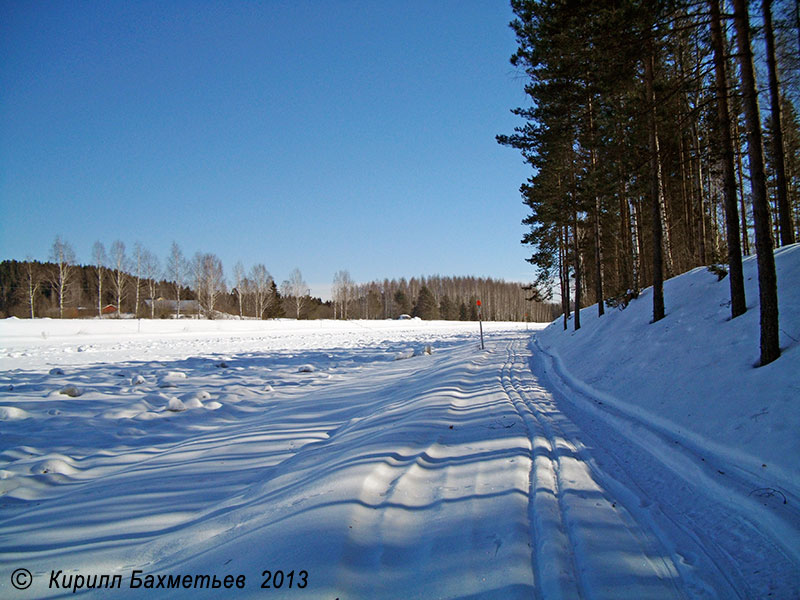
[521,336,799,599]
[335,333,800,599]
[2,325,798,599]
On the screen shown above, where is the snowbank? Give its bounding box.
[536,244,800,496]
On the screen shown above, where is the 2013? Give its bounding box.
[261,570,308,589]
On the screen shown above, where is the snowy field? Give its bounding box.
[1,248,799,599]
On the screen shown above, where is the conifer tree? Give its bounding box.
[732,0,781,365]
[709,0,746,318]
[413,286,439,320]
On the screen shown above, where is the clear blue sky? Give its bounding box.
[1,0,532,299]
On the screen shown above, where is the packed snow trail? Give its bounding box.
[1,322,798,598]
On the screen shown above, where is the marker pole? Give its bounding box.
[477,300,485,350]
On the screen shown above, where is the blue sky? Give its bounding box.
[1,1,532,299]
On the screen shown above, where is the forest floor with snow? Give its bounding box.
[1,246,799,599]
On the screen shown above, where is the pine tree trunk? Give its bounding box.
[618,177,632,293]
[763,0,795,246]
[561,224,570,330]
[573,213,581,331]
[679,135,696,264]
[645,47,665,322]
[588,96,604,316]
[734,116,751,255]
[630,197,641,293]
[693,123,708,265]
[710,0,746,318]
[732,0,781,365]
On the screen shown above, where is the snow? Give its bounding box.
[1,248,799,598]
[537,244,800,502]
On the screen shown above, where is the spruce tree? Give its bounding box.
[413,286,439,320]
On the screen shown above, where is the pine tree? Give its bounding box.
[709,0,746,318]
[732,0,781,365]
[762,0,795,246]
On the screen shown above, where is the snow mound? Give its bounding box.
[32,457,77,476]
[297,364,316,373]
[0,406,30,421]
[166,397,187,412]
[393,347,416,360]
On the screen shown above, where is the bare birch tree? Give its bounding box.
[332,270,354,319]
[49,236,76,319]
[140,249,160,318]
[166,242,188,318]
[91,242,107,317]
[109,240,128,318]
[132,242,144,317]
[281,268,309,319]
[193,252,225,318]
[24,259,41,319]
[233,261,245,318]
[250,264,272,319]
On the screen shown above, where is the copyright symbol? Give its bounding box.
[11,568,32,590]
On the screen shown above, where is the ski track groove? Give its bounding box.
[499,344,576,600]
[503,339,687,600]
[513,335,799,599]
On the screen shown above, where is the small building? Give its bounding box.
[144,298,200,317]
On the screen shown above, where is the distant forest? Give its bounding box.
[0,239,558,322]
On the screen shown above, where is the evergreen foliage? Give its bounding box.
[500,0,798,360]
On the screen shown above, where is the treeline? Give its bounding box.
[499,0,798,365]
[0,238,557,322]
[0,238,293,320]
[330,271,559,322]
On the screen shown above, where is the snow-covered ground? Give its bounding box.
[1,249,798,599]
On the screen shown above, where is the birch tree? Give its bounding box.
[250,264,272,319]
[91,242,107,317]
[109,240,128,318]
[49,236,76,319]
[233,261,245,318]
[24,259,41,319]
[166,242,188,318]
[332,270,354,319]
[132,243,144,317]
[140,249,160,318]
[281,268,309,319]
[193,252,225,318]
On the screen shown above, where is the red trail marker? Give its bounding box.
[477,300,484,350]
